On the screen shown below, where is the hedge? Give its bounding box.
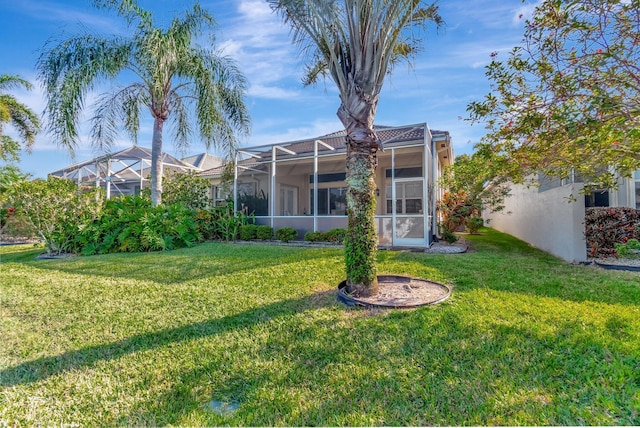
[585,207,640,258]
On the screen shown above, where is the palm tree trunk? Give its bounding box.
[150,117,164,206]
[344,138,379,296]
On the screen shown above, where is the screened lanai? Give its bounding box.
[49,146,199,198]
[202,123,452,248]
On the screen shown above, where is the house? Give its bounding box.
[484,170,640,262]
[49,146,205,197]
[200,123,453,248]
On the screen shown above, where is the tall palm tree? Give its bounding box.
[269,0,443,297]
[37,2,250,205]
[0,74,41,162]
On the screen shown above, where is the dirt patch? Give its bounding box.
[338,275,451,308]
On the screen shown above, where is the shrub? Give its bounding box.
[304,231,324,242]
[199,204,252,241]
[325,228,346,244]
[440,228,458,244]
[437,190,481,237]
[256,225,274,240]
[12,177,103,254]
[467,215,484,234]
[143,170,211,209]
[614,239,640,259]
[276,227,298,243]
[585,207,640,258]
[75,196,202,255]
[239,224,258,240]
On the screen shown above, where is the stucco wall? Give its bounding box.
[484,182,587,262]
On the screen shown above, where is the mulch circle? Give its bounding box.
[337,274,451,309]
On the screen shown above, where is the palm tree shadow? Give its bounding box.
[13,242,340,285]
[0,289,338,388]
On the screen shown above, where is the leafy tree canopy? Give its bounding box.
[468,0,640,190]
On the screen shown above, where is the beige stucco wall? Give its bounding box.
[484,182,587,263]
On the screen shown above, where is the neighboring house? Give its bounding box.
[200,123,453,248]
[49,146,202,197]
[182,153,224,171]
[484,170,640,263]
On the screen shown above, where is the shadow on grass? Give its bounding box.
[0,289,337,388]
[120,304,640,426]
[2,242,342,285]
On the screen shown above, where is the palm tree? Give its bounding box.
[0,74,41,162]
[268,0,443,297]
[37,2,250,205]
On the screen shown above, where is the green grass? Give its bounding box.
[1,228,639,426]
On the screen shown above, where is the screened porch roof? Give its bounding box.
[49,146,199,183]
[199,123,452,179]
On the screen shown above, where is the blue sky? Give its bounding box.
[1,0,538,178]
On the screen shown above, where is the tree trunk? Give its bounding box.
[338,92,380,297]
[344,137,379,297]
[150,117,164,206]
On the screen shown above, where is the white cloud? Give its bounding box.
[214,0,308,100]
[247,117,343,146]
[8,0,123,33]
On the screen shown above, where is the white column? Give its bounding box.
[271,147,276,228]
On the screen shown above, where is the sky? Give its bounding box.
[0,0,539,179]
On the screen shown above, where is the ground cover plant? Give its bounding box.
[1,229,639,425]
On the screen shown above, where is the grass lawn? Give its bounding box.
[1,228,639,426]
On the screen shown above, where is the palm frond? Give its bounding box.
[0,74,34,92]
[166,92,192,155]
[90,83,147,151]
[0,95,41,151]
[37,33,132,152]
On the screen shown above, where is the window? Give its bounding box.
[584,189,610,207]
[385,167,422,179]
[386,181,423,214]
[310,186,347,215]
[212,185,229,206]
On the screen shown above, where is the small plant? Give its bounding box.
[239,224,258,240]
[614,239,640,259]
[304,231,323,242]
[276,227,298,243]
[441,228,458,244]
[325,228,346,243]
[256,225,274,240]
[467,215,484,234]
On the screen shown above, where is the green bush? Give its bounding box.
[142,170,211,209]
[256,225,273,240]
[467,215,484,234]
[325,228,346,243]
[614,238,640,259]
[441,228,458,244]
[276,227,298,243]
[12,177,103,254]
[195,204,252,241]
[304,231,324,242]
[239,224,258,240]
[75,196,202,255]
[303,229,346,243]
